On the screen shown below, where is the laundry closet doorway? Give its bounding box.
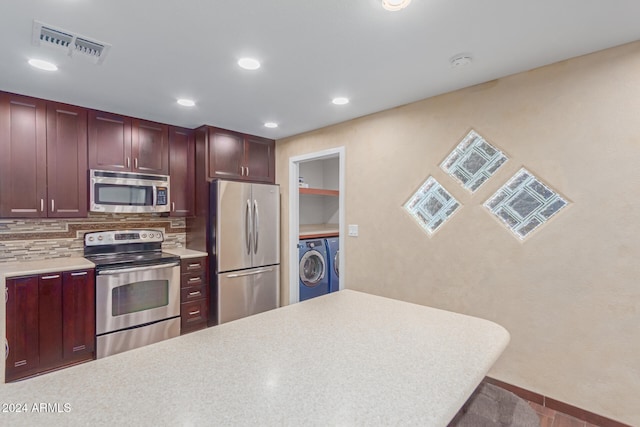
[288,147,345,304]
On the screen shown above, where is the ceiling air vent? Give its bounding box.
[32,20,111,65]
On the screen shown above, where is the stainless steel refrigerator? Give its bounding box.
[209,180,280,325]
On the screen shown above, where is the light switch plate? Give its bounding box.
[348,224,358,237]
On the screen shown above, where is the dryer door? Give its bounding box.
[299,250,326,287]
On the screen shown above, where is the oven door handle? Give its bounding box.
[98,262,180,275]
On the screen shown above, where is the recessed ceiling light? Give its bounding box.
[177,98,196,107]
[28,58,57,71]
[382,0,411,11]
[332,97,349,105]
[238,57,261,70]
[264,122,278,128]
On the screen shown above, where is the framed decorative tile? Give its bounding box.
[441,130,508,192]
[404,177,461,235]
[484,168,569,240]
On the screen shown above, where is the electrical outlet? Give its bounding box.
[348,224,359,237]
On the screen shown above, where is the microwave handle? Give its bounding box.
[153,185,157,207]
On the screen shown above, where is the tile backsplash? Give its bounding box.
[0,213,186,262]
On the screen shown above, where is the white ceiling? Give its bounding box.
[1,0,639,139]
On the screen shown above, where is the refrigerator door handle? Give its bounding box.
[226,267,275,278]
[245,199,252,255]
[253,199,259,254]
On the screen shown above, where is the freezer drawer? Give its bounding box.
[217,266,279,324]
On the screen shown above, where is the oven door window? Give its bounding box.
[95,184,153,206]
[112,279,169,316]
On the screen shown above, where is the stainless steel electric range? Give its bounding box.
[84,229,181,359]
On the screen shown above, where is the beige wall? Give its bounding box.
[275,41,640,425]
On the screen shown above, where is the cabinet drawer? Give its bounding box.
[181,257,206,274]
[180,284,207,303]
[181,271,206,288]
[180,300,208,332]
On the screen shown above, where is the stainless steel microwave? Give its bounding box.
[89,170,170,213]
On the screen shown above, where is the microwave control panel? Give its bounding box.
[156,187,168,205]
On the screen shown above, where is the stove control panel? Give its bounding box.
[85,229,164,246]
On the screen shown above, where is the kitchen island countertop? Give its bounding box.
[0,289,509,426]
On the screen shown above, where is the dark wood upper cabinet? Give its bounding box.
[169,126,195,216]
[46,102,88,217]
[244,135,275,183]
[88,111,168,175]
[0,93,47,217]
[133,119,169,174]
[88,110,132,172]
[200,126,275,184]
[209,129,245,180]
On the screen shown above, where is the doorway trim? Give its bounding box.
[288,147,345,304]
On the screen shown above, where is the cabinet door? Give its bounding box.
[245,136,275,183]
[38,273,64,370]
[5,276,40,382]
[133,119,169,174]
[208,129,244,180]
[0,93,47,218]
[62,270,95,362]
[88,110,132,172]
[46,102,88,218]
[169,126,195,216]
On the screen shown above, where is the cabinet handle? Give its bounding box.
[134,158,138,169]
[71,271,87,276]
[188,291,201,297]
[72,345,86,352]
[246,167,249,176]
[40,199,44,212]
[172,202,176,212]
[41,275,60,280]
[15,360,27,367]
[51,199,55,212]
[188,277,200,282]
[241,166,245,176]
[189,310,200,316]
[126,157,130,168]
[188,263,200,269]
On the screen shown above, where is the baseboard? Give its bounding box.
[484,377,632,427]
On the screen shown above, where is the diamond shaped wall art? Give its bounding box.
[404,176,461,236]
[484,168,569,240]
[440,130,508,192]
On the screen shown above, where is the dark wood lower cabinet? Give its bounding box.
[38,273,64,370]
[62,270,95,362]
[180,257,209,334]
[5,269,95,382]
[5,276,39,380]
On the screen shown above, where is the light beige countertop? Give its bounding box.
[0,258,95,280]
[162,247,208,259]
[0,289,509,426]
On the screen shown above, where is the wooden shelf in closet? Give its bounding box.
[299,187,339,197]
[299,224,339,239]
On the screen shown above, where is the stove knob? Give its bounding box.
[142,233,147,238]
[97,236,103,241]
[88,236,94,242]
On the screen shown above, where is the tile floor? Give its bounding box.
[528,401,602,427]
